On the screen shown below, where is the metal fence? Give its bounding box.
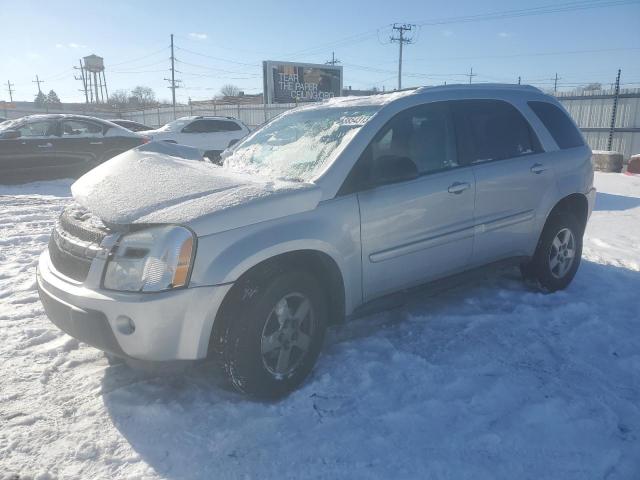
[119,102,298,130]
[3,88,640,159]
[556,88,640,159]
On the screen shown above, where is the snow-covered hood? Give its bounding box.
[71,147,321,236]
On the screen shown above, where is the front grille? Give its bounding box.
[59,204,109,244]
[48,205,111,282]
[49,234,93,281]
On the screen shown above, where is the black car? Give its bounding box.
[0,114,146,182]
[108,119,153,132]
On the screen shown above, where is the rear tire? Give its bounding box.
[221,269,327,399]
[521,213,583,292]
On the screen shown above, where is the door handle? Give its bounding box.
[89,141,103,145]
[448,182,471,194]
[530,163,547,174]
[37,142,53,148]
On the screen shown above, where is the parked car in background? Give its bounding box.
[108,119,153,132]
[140,116,249,161]
[37,85,595,398]
[0,114,146,182]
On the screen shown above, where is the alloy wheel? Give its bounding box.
[260,292,315,377]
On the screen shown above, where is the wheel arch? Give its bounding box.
[207,249,346,357]
[545,193,589,234]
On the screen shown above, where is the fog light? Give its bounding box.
[115,315,135,335]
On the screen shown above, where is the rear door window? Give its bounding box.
[182,119,241,133]
[452,100,541,164]
[60,119,103,137]
[528,101,584,149]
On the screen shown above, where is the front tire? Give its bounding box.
[221,270,327,399]
[521,213,583,292]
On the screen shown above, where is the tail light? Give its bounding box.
[141,136,151,144]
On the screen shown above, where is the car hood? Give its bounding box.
[71,147,322,236]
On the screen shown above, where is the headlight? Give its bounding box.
[103,225,195,292]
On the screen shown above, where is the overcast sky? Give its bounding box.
[1,0,639,103]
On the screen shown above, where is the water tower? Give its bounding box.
[80,54,108,104]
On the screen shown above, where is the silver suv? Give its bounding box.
[37,84,595,398]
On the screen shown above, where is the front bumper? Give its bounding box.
[37,249,232,361]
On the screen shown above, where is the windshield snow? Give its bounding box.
[222,106,380,181]
[0,119,20,131]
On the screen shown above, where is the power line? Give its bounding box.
[174,59,260,76]
[416,0,639,26]
[390,23,415,90]
[109,45,169,67]
[406,46,640,64]
[174,46,260,68]
[279,0,637,61]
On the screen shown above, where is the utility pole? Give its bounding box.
[325,51,341,66]
[553,73,561,93]
[6,80,14,102]
[33,75,44,94]
[466,67,477,84]
[73,60,89,104]
[607,68,622,152]
[390,23,414,90]
[164,33,180,120]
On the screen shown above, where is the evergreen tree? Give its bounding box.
[34,91,47,108]
[46,90,61,105]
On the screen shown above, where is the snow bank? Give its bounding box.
[1,173,639,479]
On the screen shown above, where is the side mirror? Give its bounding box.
[372,155,419,186]
[0,130,21,140]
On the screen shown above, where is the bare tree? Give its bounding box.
[130,86,157,107]
[109,89,130,109]
[220,84,240,97]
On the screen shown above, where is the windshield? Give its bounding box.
[0,119,20,131]
[221,106,380,181]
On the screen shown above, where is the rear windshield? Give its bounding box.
[528,101,584,149]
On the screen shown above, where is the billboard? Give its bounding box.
[263,60,343,104]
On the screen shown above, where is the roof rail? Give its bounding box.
[415,83,543,94]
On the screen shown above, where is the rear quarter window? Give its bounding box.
[452,99,542,165]
[528,101,584,149]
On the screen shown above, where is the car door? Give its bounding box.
[0,119,58,174]
[177,119,214,150]
[100,125,144,162]
[217,119,247,148]
[451,99,554,266]
[53,118,107,173]
[181,119,232,152]
[355,102,476,301]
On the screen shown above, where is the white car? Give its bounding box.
[141,116,249,160]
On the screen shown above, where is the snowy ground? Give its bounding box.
[1,173,639,480]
